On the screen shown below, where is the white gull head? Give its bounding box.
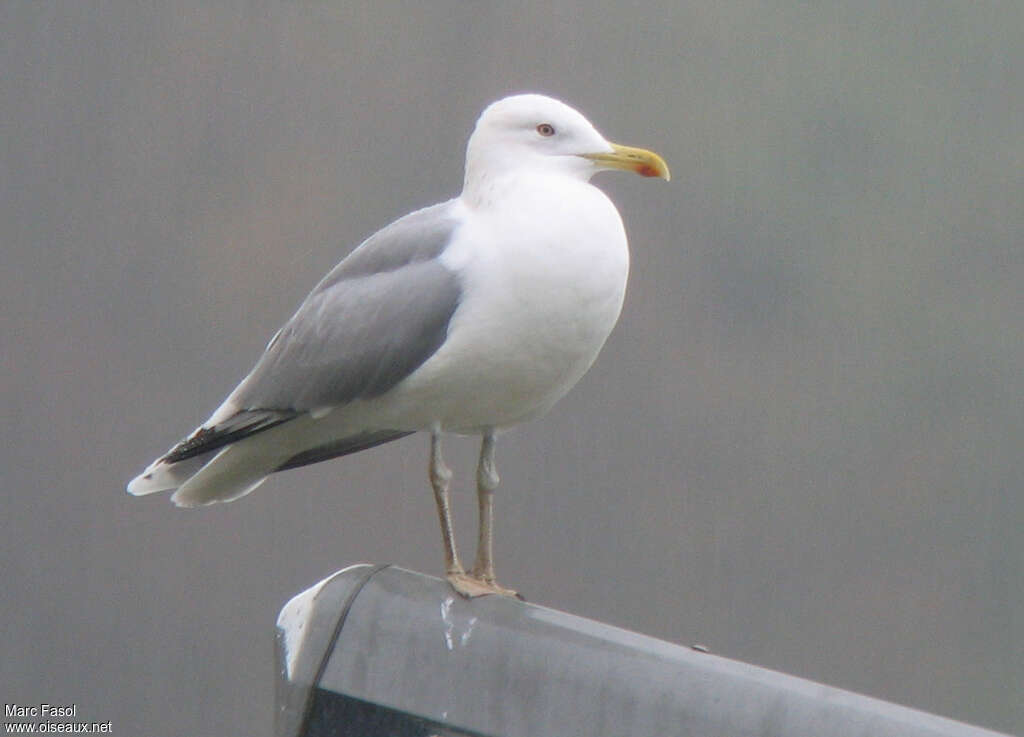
[464,94,616,190]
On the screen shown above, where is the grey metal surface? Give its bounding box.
[276,565,1012,737]
[275,564,387,737]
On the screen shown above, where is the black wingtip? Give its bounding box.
[163,409,300,464]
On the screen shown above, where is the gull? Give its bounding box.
[127,94,669,597]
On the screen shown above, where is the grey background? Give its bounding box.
[2,2,1020,736]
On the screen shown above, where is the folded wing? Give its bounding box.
[127,201,464,505]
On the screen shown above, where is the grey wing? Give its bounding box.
[229,200,463,412]
[134,201,462,482]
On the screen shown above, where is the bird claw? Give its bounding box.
[447,571,520,599]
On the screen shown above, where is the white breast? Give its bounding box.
[386,173,630,433]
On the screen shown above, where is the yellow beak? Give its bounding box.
[583,142,671,181]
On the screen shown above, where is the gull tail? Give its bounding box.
[164,427,415,506]
[126,436,288,508]
[126,408,414,506]
[170,441,283,507]
[126,408,299,505]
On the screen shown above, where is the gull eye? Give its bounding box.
[536,123,556,137]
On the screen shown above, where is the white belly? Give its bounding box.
[382,175,630,433]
